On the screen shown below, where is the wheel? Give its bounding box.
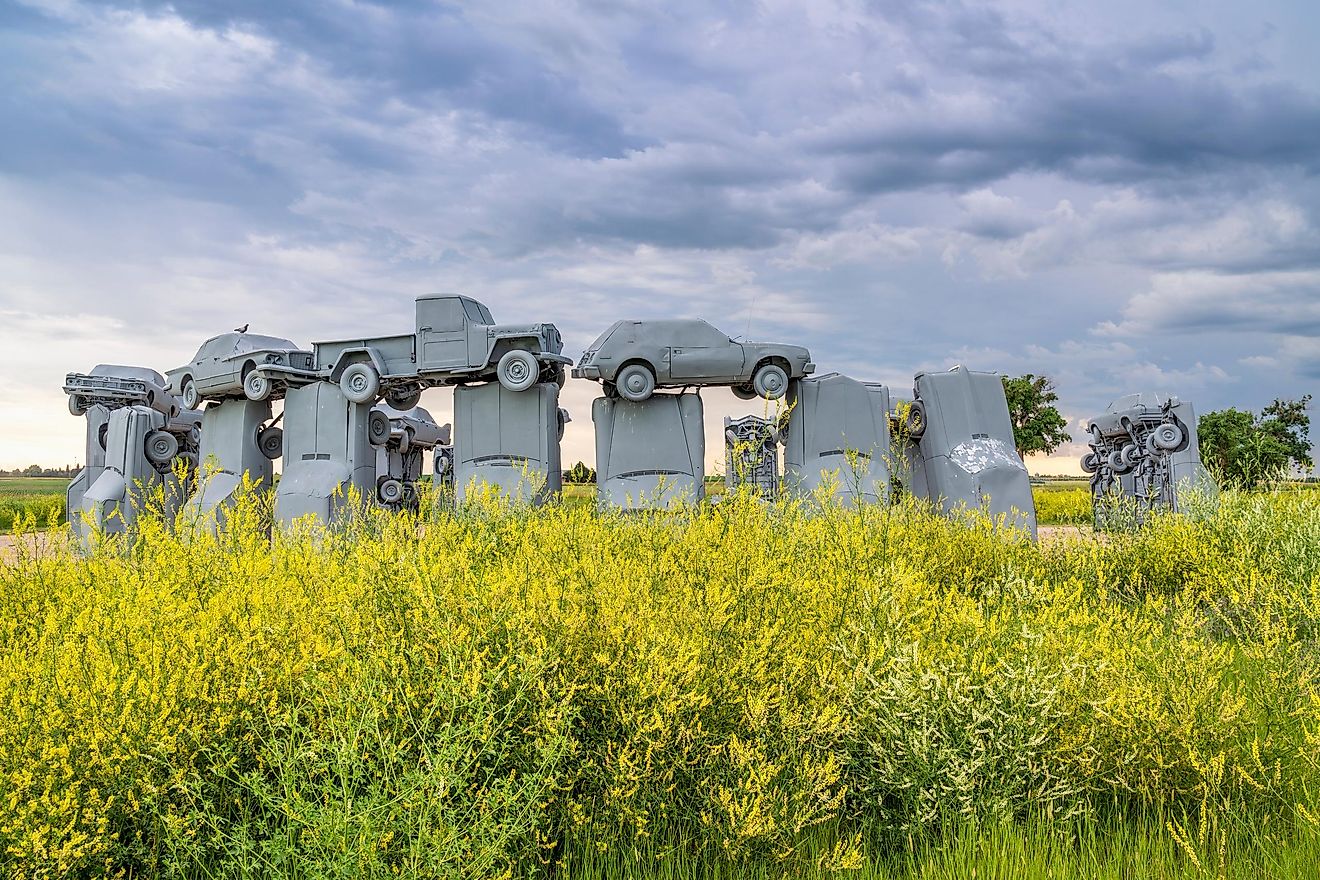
[1107,449,1130,474]
[144,430,179,464]
[731,384,757,401]
[1080,452,1099,474]
[257,427,283,460]
[68,395,87,417]
[497,350,539,392]
[1120,443,1141,469]
[385,387,422,411]
[553,364,567,389]
[244,370,272,402]
[1152,423,1184,451]
[752,363,789,400]
[378,478,404,505]
[368,410,392,445]
[180,376,200,411]
[397,427,414,455]
[556,409,567,442]
[97,423,108,451]
[904,402,926,439]
[340,362,380,404]
[434,450,451,477]
[616,363,655,402]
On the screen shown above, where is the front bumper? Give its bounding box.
[803,362,816,375]
[572,364,602,380]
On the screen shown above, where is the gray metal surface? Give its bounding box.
[186,398,279,527]
[66,404,111,545]
[1084,393,1217,527]
[724,415,781,498]
[373,404,449,511]
[274,382,377,527]
[907,366,1037,537]
[782,373,891,506]
[452,382,563,505]
[574,319,814,402]
[593,393,705,509]
[74,404,199,544]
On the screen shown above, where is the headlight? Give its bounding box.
[266,353,285,364]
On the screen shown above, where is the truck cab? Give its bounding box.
[417,295,495,373]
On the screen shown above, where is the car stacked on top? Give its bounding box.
[573,318,814,402]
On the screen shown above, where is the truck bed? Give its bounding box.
[313,334,418,377]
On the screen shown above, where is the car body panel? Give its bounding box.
[300,295,568,392]
[572,318,812,388]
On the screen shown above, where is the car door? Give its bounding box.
[418,297,469,372]
[667,321,745,381]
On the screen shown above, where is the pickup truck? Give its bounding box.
[254,294,571,408]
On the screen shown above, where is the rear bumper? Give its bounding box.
[803,362,816,375]
[572,364,602,380]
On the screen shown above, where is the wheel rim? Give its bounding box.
[182,381,197,409]
[621,368,652,398]
[506,360,530,383]
[348,373,369,394]
[756,367,786,397]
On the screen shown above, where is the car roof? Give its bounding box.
[196,332,299,359]
[89,364,166,384]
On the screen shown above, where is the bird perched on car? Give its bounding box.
[234,323,249,333]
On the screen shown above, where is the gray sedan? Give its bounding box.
[167,333,313,409]
[573,319,814,402]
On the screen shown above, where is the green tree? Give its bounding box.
[564,461,596,484]
[1199,395,1313,488]
[1001,374,1071,461]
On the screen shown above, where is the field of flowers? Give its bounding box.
[2,487,1319,878]
[0,477,65,533]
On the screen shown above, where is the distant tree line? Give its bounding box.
[0,465,77,477]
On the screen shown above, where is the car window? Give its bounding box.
[461,299,485,323]
[690,320,729,346]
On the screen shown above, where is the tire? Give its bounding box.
[68,395,87,417]
[497,349,539,392]
[731,384,757,401]
[1120,443,1141,469]
[557,409,567,442]
[1080,452,1099,474]
[244,370,272,402]
[378,478,404,505]
[904,402,926,439]
[616,363,655,402]
[386,387,422,411]
[144,430,179,464]
[1107,449,1131,474]
[752,362,789,400]
[340,362,380,404]
[1152,423,1184,451]
[257,427,283,460]
[368,410,392,445]
[180,376,200,411]
[553,364,567,389]
[397,427,414,455]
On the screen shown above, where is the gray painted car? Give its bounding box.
[167,333,312,409]
[263,295,571,409]
[65,364,177,418]
[573,319,814,402]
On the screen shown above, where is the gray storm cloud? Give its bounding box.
[0,0,1316,472]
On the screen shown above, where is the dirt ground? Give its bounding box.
[0,531,51,561]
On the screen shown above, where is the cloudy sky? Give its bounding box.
[2,0,1318,473]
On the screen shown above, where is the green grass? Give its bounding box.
[558,816,1320,879]
[0,476,67,532]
